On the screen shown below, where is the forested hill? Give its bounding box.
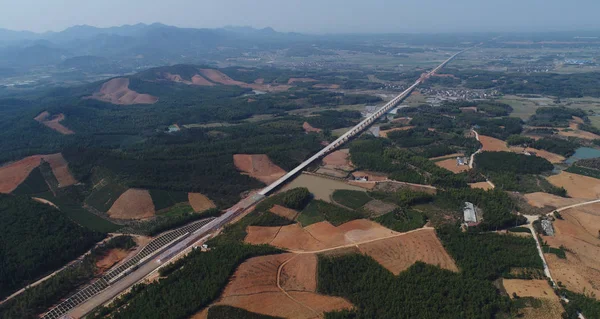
[0,194,104,299]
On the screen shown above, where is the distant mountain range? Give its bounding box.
[0,23,308,69]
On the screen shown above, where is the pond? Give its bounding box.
[565,147,600,164]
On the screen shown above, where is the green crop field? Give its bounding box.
[332,190,372,209]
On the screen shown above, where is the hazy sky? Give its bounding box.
[1,0,599,33]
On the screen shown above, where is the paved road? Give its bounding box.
[69,257,161,318]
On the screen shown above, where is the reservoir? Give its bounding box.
[565,147,600,164]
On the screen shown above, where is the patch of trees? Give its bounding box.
[88,243,281,319]
[437,226,543,280]
[476,102,513,117]
[0,194,104,300]
[332,190,372,209]
[485,172,567,196]
[560,289,600,319]
[527,107,587,127]
[474,117,523,140]
[129,208,221,236]
[531,137,579,157]
[374,209,427,232]
[475,151,553,174]
[299,199,363,226]
[349,138,468,189]
[579,123,600,135]
[573,158,600,170]
[506,134,534,146]
[370,189,434,208]
[319,254,512,319]
[305,110,362,130]
[434,188,526,230]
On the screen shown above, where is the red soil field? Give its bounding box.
[302,121,322,133]
[245,226,281,245]
[469,182,494,190]
[246,219,399,252]
[269,204,299,220]
[524,192,584,209]
[233,154,286,184]
[0,153,77,193]
[43,153,78,188]
[0,156,46,193]
[34,111,75,135]
[209,253,353,319]
[542,204,600,298]
[322,149,352,169]
[89,78,158,105]
[434,158,470,174]
[279,254,318,292]
[312,83,341,89]
[191,75,215,86]
[199,69,247,86]
[547,171,600,199]
[188,193,216,212]
[304,221,349,247]
[288,78,317,84]
[357,228,458,274]
[479,135,510,152]
[107,189,155,220]
[336,219,397,242]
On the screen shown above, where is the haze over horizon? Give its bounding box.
[1,0,599,34]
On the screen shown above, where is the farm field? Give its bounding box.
[205,253,353,319]
[434,158,469,173]
[321,149,353,170]
[245,219,397,252]
[523,192,584,209]
[542,203,600,299]
[280,174,365,202]
[0,153,77,193]
[469,182,494,190]
[508,146,565,163]
[269,204,299,220]
[546,171,600,199]
[233,154,286,184]
[107,188,156,220]
[502,279,563,319]
[479,135,510,152]
[188,193,216,212]
[357,228,458,274]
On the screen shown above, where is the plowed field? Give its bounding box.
[233,154,286,184]
[547,171,600,199]
[90,78,158,105]
[107,189,155,220]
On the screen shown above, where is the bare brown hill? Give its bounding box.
[233,154,286,184]
[0,153,77,193]
[89,78,158,105]
[34,111,74,135]
[107,189,155,220]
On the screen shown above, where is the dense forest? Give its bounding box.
[0,194,104,300]
[474,151,553,174]
[319,254,512,319]
[437,226,543,280]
